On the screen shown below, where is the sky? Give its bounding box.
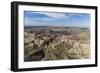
[24,11,90,27]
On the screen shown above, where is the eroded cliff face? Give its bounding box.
[24,27,90,61]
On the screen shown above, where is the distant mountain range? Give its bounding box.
[24,25,89,30]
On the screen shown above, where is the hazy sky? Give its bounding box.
[24,11,90,27]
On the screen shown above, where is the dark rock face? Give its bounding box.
[24,50,45,61]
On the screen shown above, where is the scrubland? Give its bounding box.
[24,26,90,61]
